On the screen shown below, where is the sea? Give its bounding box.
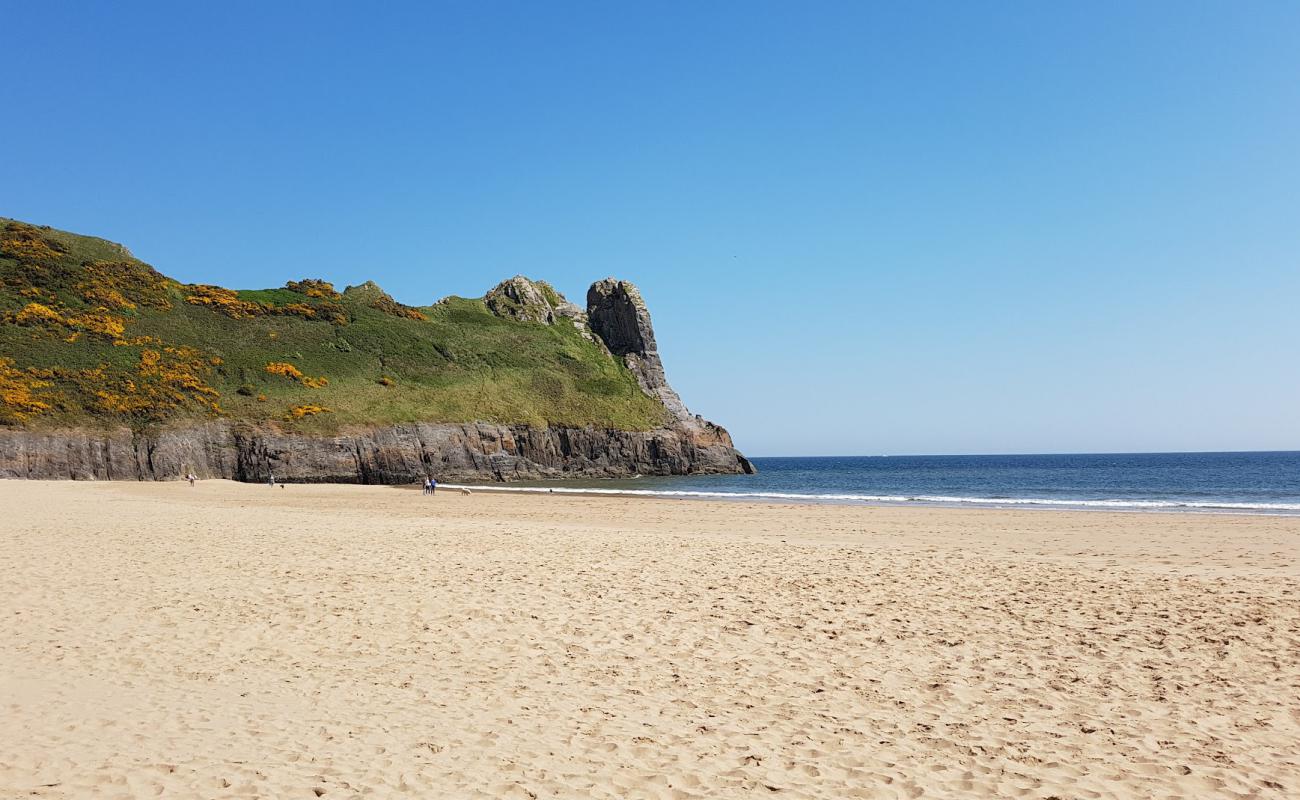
[449,451,1300,514]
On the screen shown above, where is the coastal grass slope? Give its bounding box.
[0,218,667,432]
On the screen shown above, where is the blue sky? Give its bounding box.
[5,1,1299,455]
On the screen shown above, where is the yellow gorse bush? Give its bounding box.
[72,311,126,340]
[9,303,129,343]
[0,222,67,267]
[185,285,265,318]
[265,362,304,380]
[0,357,54,423]
[370,295,426,321]
[285,278,342,300]
[86,348,222,419]
[80,285,137,310]
[14,302,65,325]
[265,362,328,388]
[288,403,331,418]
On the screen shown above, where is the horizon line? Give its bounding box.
[745,449,1300,459]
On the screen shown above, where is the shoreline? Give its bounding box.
[432,480,1300,517]
[4,474,1296,515]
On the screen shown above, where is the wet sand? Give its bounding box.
[2,480,1297,798]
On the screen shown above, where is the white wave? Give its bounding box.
[439,484,1300,513]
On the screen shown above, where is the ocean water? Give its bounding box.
[450,451,1300,514]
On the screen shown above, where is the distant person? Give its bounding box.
[187,473,196,487]
[268,473,276,487]
[429,477,437,496]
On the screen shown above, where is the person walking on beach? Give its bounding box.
[186,472,196,487]
[429,477,437,496]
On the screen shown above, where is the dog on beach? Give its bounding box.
[460,488,472,495]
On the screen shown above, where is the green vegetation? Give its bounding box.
[0,218,668,432]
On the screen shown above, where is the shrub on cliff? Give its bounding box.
[0,357,54,424]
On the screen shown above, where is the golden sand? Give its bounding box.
[2,480,1297,798]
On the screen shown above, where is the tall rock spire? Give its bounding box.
[586,278,692,423]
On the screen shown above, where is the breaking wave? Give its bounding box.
[440,484,1300,514]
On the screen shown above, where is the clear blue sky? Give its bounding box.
[6,1,1299,455]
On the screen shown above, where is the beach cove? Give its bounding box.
[2,480,1297,798]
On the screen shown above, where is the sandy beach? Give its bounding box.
[2,481,1297,799]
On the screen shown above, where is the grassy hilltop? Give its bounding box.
[0,219,667,432]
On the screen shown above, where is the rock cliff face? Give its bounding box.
[484,276,596,342]
[587,278,693,422]
[0,418,753,482]
[1,276,755,482]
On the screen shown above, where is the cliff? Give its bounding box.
[0,218,754,481]
[0,419,751,482]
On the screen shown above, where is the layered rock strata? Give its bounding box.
[0,420,753,482]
